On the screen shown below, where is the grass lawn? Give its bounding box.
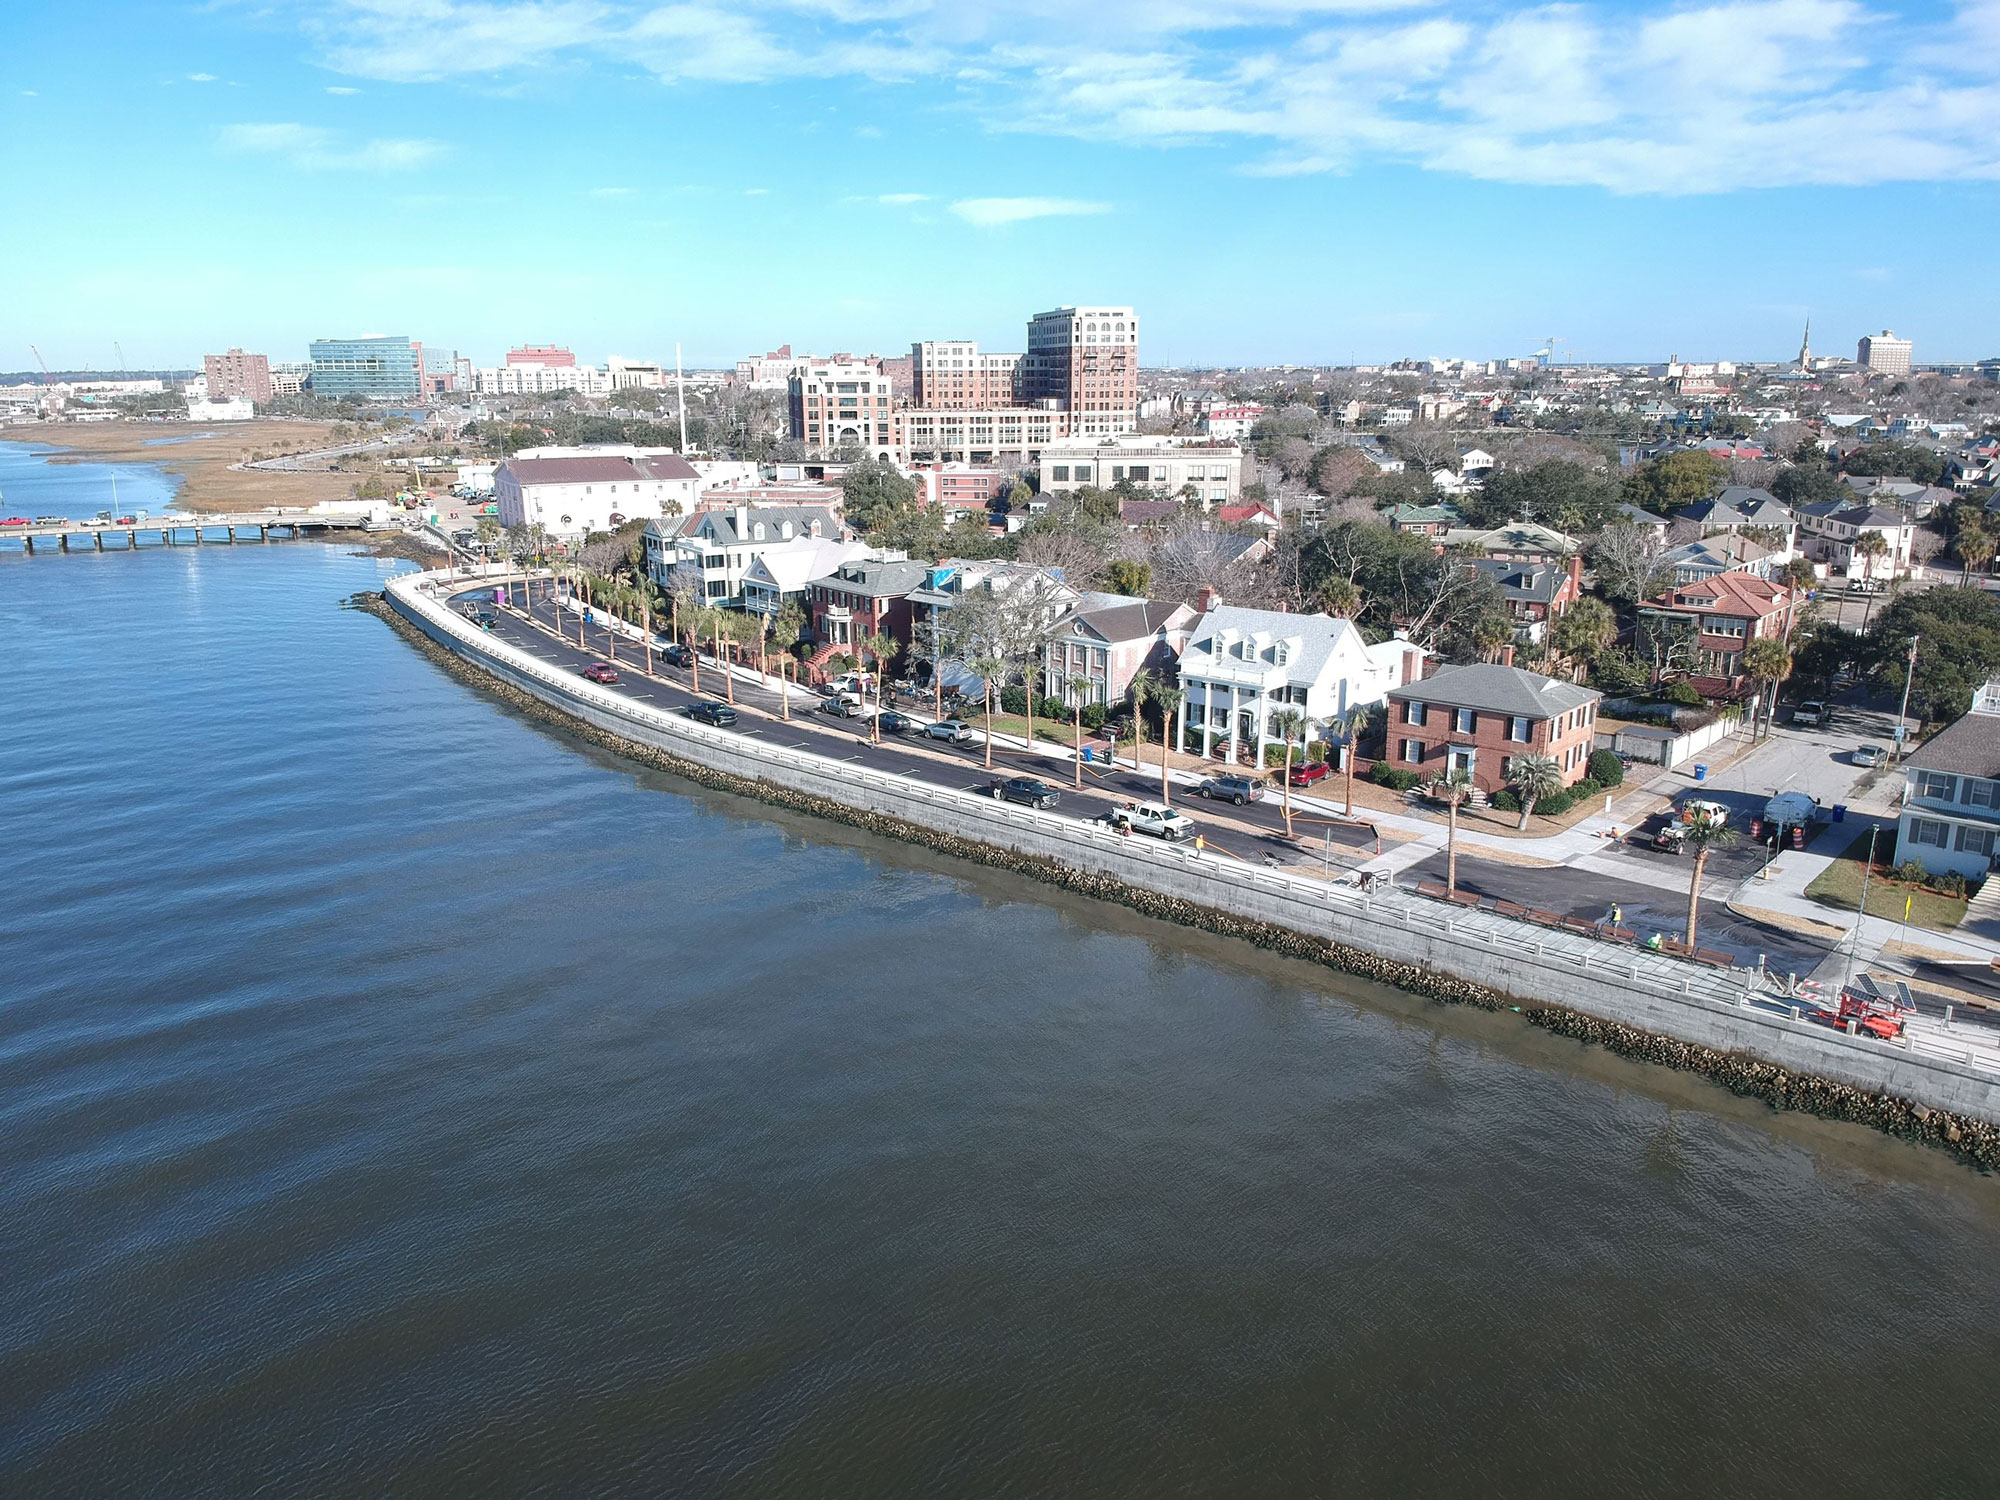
[1804,830,1968,932]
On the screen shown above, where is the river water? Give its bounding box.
[4,449,2000,1496]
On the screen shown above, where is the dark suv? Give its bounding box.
[660,643,694,668]
[989,777,1060,809]
[685,700,738,727]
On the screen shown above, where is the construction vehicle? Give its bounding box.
[1812,975,1915,1041]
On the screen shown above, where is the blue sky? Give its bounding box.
[4,0,1998,369]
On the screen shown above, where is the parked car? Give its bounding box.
[1680,798,1729,826]
[0,517,29,528]
[1792,700,1830,727]
[877,711,917,735]
[1106,800,1195,841]
[686,700,738,726]
[819,693,864,717]
[1284,760,1331,786]
[990,776,1060,809]
[1853,744,1886,767]
[471,607,497,630]
[925,718,974,744]
[1197,775,1265,806]
[581,662,619,684]
[659,643,694,668]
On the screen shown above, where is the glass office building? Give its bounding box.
[308,336,420,398]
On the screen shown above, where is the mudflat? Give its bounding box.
[1,419,358,512]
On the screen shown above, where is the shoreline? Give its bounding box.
[1,420,357,513]
[361,587,2000,1171]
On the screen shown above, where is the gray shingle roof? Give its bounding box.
[1904,711,2000,780]
[1067,599,1187,643]
[1468,557,1566,602]
[1388,662,1599,719]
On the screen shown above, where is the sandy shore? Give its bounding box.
[1,419,360,513]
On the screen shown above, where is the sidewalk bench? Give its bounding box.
[1415,880,1450,900]
[1447,890,1483,910]
[1493,899,1531,920]
[1560,916,1599,938]
[1527,908,1566,928]
[1692,948,1736,969]
[1659,938,1694,958]
[1601,925,1637,945]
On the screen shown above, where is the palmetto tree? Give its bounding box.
[1320,579,1363,618]
[861,630,896,743]
[972,653,1004,770]
[1681,807,1738,949]
[1268,707,1306,837]
[1333,704,1370,818]
[1068,675,1094,788]
[1126,666,1153,775]
[1854,530,1891,630]
[1429,767,1475,895]
[1508,752,1564,831]
[1152,684,1184,806]
[1738,634,1792,741]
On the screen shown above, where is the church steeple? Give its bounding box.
[1797,316,1812,370]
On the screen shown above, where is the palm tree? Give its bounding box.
[1508,752,1564,831]
[1853,530,1891,630]
[715,611,738,703]
[1429,767,1475,895]
[1020,651,1041,752]
[640,586,654,676]
[1333,704,1369,818]
[1269,707,1306,837]
[861,629,896,743]
[1153,684,1184,806]
[1472,614,1515,664]
[1126,667,1153,775]
[685,605,711,694]
[1681,807,1739,949]
[1320,579,1362,618]
[1955,514,1994,588]
[972,653,1004,770]
[1738,635,1792,741]
[1067,675,1094,788]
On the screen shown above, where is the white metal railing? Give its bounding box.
[390,570,2000,1088]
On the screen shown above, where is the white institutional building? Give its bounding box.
[493,447,701,540]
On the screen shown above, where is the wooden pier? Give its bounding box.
[1,510,382,554]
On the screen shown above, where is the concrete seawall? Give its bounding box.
[377,572,2000,1163]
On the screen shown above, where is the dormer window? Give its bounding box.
[753,523,766,541]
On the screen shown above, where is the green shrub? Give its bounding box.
[1895,858,1927,883]
[1000,685,1028,715]
[1037,695,1067,722]
[1490,789,1521,812]
[1080,701,1107,731]
[1535,789,1576,817]
[1587,749,1625,787]
[1572,777,1602,799]
[1663,680,1705,707]
[1370,763,1419,791]
[1928,870,1968,897]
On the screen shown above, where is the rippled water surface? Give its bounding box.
[4,502,2000,1495]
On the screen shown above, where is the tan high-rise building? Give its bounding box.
[1857,329,1912,375]
[1022,306,1137,437]
[203,348,273,404]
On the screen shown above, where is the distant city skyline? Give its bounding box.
[7,1,1999,368]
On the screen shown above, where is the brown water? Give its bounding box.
[3,533,1999,1496]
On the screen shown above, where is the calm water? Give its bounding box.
[0,440,182,521]
[4,458,2000,1495]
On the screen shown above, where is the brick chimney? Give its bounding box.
[734,504,749,537]
[1196,584,1222,613]
[1499,643,1516,668]
[1567,553,1583,593]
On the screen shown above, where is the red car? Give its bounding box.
[0,518,29,528]
[1285,760,1332,786]
[581,662,619,684]
[116,516,138,525]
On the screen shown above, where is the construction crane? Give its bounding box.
[115,341,128,373]
[1534,335,1568,367]
[29,345,60,417]
[30,344,51,384]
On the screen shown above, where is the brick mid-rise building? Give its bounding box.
[203,348,272,404]
[1023,305,1136,437]
[1384,660,1602,795]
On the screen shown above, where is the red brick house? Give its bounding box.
[1383,661,1603,795]
[1636,571,1798,685]
[805,559,931,655]
[1468,554,1584,644]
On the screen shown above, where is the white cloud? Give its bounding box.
[220,122,447,171]
[744,186,771,194]
[326,85,362,95]
[874,191,928,203]
[21,90,38,97]
[949,196,1111,225]
[299,0,2000,193]
[188,72,218,83]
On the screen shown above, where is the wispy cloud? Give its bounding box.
[950,196,1110,226]
[188,72,218,83]
[20,90,37,98]
[590,185,633,196]
[872,192,928,204]
[298,0,2000,193]
[220,122,446,171]
[325,85,361,95]
[744,186,771,195]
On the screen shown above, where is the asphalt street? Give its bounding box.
[454,583,1382,873]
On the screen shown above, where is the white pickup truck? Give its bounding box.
[1106,800,1197,841]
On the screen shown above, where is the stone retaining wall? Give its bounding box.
[368,583,2000,1169]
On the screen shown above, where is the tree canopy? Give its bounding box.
[1470,459,1621,532]
[839,457,919,536]
[1624,450,1725,513]
[1865,587,2000,726]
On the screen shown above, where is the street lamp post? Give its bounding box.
[1890,633,1919,768]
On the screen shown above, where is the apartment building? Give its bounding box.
[911,463,1012,514]
[1857,330,1913,375]
[1384,662,1602,795]
[910,341,1022,408]
[1039,436,1242,507]
[1022,306,1137,436]
[202,348,273,404]
[789,361,896,459]
[894,405,1069,466]
[508,344,575,367]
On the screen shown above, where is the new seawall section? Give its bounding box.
[372,570,2000,1166]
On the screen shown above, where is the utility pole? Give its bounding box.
[1890,633,1919,767]
[1840,826,1880,997]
